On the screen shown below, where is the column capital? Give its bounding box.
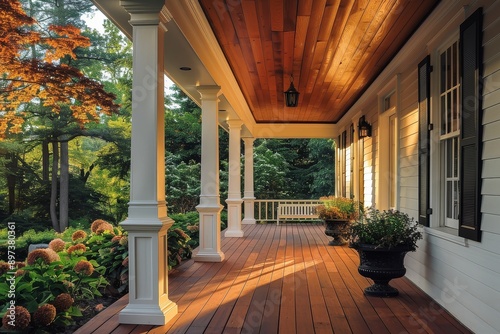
[226,119,244,129]
[121,0,170,26]
[243,137,255,144]
[197,85,221,99]
[120,0,164,14]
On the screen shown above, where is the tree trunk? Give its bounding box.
[50,141,60,232]
[42,140,49,181]
[6,154,17,215]
[59,140,69,231]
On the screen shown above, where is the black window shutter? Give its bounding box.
[418,55,431,227]
[459,8,483,241]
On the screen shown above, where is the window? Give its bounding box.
[439,41,460,229]
[338,131,346,197]
[418,8,483,241]
[384,91,395,112]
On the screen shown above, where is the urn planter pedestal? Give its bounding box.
[354,243,411,297]
[324,219,351,246]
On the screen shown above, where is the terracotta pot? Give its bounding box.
[354,243,411,297]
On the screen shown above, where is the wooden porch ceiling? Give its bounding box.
[75,224,472,334]
[198,0,439,124]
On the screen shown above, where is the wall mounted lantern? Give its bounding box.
[358,116,372,138]
[284,76,299,107]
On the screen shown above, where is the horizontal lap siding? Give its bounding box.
[362,112,376,208]
[403,2,500,333]
[399,70,419,219]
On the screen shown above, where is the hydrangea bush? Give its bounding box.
[0,213,201,331]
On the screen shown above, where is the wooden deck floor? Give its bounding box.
[75,224,472,334]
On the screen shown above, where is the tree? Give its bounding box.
[0,0,119,231]
[253,140,289,199]
[307,139,335,197]
[0,1,118,137]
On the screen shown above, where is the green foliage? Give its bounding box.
[166,155,200,214]
[307,139,335,197]
[349,208,423,251]
[168,212,199,269]
[253,141,289,199]
[79,226,128,294]
[0,228,56,260]
[0,252,108,331]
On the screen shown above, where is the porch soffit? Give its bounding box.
[92,0,438,139]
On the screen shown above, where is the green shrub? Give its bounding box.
[0,228,57,260]
[83,227,128,294]
[349,208,423,251]
[0,249,108,331]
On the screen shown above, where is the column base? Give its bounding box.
[225,198,243,238]
[241,218,256,225]
[119,299,177,325]
[224,229,244,237]
[193,250,225,262]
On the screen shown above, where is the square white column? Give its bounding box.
[242,137,256,224]
[118,2,177,325]
[193,86,225,262]
[225,119,244,237]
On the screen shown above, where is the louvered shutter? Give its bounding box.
[418,56,431,227]
[459,8,483,241]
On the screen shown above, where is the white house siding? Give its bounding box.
[341,1,500,333]
[398,69,419,219]
[366,113,378,208]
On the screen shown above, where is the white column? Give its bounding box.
[193,86,225,262]
[242,137,256,224]
[225,120,244,237]
[118,2,177,326]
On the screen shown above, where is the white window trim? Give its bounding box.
[429,32,460,234]
[376,75,400,211]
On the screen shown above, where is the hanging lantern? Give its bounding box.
[284,76,299,107]
[358,116,372,138]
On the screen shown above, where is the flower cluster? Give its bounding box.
[67,243,86,255]
[26,248,60,265]
[74,260,94,276]
[33,304,56,327]
[52,293,74,312]
[49,238,66,252]
[90,219,114,235]
[71,230,87,242]
[2,306,31,330]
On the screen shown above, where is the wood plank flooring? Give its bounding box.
[75,224,473,334]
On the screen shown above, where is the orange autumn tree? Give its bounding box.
[0,0,118,137]
[0,1,119,231]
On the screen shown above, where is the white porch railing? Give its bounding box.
[254,199,322,223]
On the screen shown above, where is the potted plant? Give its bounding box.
[317,196,361,246]
[349,208,423,297]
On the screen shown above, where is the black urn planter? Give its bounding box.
[324,219,350,246]
[354,243,411,297]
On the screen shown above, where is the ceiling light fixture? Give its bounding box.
[179,67,192,71]
[284,75,299,107]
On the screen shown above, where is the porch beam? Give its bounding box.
[118,1,177,326]
[242,137,256,224]
[225,119,244,237]
[193,86,225,262]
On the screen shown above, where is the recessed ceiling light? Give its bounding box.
[180,67,192,71]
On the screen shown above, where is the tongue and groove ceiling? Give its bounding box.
[198,0,439,123]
